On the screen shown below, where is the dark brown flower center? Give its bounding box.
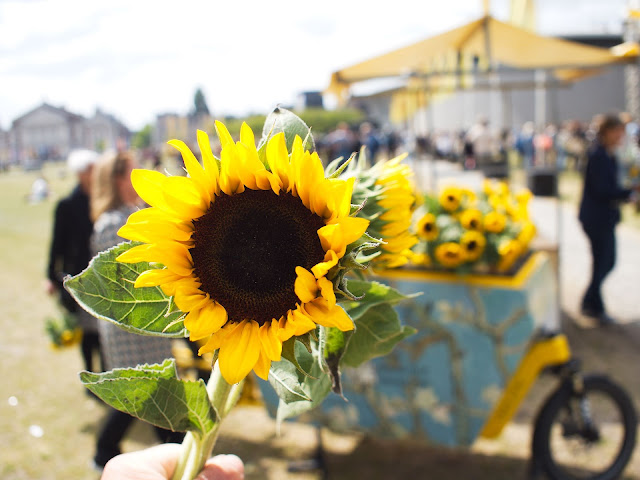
[466,240,478,251]
[191,189,326,325]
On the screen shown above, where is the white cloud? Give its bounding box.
[0,0,628,130]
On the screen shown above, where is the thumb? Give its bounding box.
[196,454,244,480]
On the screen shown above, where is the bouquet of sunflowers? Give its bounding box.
[44,308,82,349]
[64,108,416,480]
[413,180,536,274]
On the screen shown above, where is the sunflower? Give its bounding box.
[416,213,438,241]
[488,194,507,211]
[517,221,537,246]
[484,211,507,233]
[372,156,418,267]
[439,186,462,212]
[497,239,524,272]
[460,231,486,262]
[116,122,370,384]
[410,252,431,266]
[515,188,533,205]
[434,242,464,269]
[459,209,483,231]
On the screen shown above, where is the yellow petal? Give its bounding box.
[198,330,225,355]
[253,350,271,381]
[185,301,227,341]
[219,320,261,384]
[174,285,208,313]
[152,242,194,276]
[317,277,336,308]
[325,177,355,220]
[311,250,339,279]
[266,133,290,191]
[294,266,318,303]
[125,207,170,224]
[240,122,256,149]
[219,147,245,195]
[304,300,354,331]
[317,224,346,258]
[196,130,220,194]
[116,243,154,263]
[293,150,324,210]
[134,268,184,288]
[162,176,208,220]
[168,139,212,205]
[259,320,282,361]
[131,169,171,211]
[310,179,332,218]
[118,221,193,244]
[288,308,317,336]
[215,121,234,149]
[328,216,370,245]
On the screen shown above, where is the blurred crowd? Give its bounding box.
[409,113,640,179]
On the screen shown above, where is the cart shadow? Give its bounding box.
[562,310,640,411]
[323,435,531,480]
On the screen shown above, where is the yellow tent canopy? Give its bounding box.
[327,15,636,100]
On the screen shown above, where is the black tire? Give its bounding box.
[532,374,637,480]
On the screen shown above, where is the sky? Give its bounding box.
[0,0,629,131]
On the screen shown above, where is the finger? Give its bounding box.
[102,443,182,479]
[197,454,244,480]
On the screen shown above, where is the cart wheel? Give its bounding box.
[532,375,637,480]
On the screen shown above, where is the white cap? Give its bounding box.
[67,149,99,173]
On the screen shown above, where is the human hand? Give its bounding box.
[101,443,244,480]
[45,279,57,295]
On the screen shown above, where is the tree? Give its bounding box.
[194,88,210,116]
[132,124,153,150]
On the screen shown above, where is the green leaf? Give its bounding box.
[323,326,353,396]
[341,280,410,320]
[274,342,332,424]
[64,242,186,337]
[259,107,315,153]
[280,336,316,379]
[268,346,314,403]
[80,359,216,434]
[341,303,416,368]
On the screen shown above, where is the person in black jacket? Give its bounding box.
[46,149,102,370]
[579,115,639,325]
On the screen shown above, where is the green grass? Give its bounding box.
[0,165,101,479]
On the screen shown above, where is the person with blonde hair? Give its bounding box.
[89,151,183,470]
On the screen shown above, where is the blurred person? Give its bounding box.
[579,115,640,325]
[466,116,495,169]
[90,151,184,469]
[28,173,50,203]
[46,149,102,373]
[324,121,359,164]
[101,445,243,480]
[515,121,535,169]
[359,122,381,161]
[555,122,572,170]
[434,130,454,160]
[565,121,588,171]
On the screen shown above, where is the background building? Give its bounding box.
[8,102,130,167]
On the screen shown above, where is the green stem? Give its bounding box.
[171,361,243,480]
